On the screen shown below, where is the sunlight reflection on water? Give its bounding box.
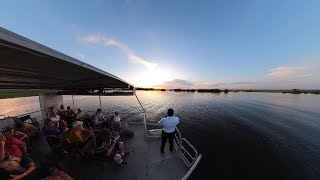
[0,92,320,179]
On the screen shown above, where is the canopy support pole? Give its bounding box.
[135,93,145,113]
[72,95,75,109]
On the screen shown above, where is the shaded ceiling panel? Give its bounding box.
[0,27,132,90]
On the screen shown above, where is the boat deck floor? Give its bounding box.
[29,123,187,180]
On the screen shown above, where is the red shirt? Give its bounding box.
[4,137,25,158]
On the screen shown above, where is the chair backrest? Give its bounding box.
[19,115,31,121]
[46,136,60,150]
[19,115,32,123]
[112,122,121,129]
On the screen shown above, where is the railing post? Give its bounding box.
[176,127,182,156]
[144,113,148,141]
[72,95,75,109]
[99,95,102,109]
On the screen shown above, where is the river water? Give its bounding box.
[1,91,320,180]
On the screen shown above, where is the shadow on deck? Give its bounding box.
[31,123,187,180]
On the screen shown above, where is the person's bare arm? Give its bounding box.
[107,141,116,156]
[0,135,5,161]
[10,161,36,180]
[16,131,28,140]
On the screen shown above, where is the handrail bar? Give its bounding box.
[180,153,192,167]
[175,128,182,154]
[143,113,148,140]
[181,138,199,166]
[181,154,202,180]
[85,111,146,116]
[181,146,194,161]
[0,110,43,119]
[134,93,146,113]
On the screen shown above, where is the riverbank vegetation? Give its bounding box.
[0,92,39,99]
[1,88,319,99]
[135,88,320,95]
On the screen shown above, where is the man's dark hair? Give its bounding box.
[67,106,71,109]
[167,108,174,116]
[97,108,102,112]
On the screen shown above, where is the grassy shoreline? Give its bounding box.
[135,88,320,94]
[1,89,319,99]
[0,92,39,99]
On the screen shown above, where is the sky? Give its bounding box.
[1,0,320,89]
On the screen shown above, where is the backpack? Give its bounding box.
[120,128,134,138]
[93,129,111,154]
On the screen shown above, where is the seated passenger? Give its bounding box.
[50,111,61,124]
[1,130,26,158]
[68,121,94,145]
[66,106,75,118]
[76,108,92,129]
[4,126,28,141]
[93,129,127,166]
[16,121,39,138]
[58,104,66,113]
[94,108,106,125]
[0,151,73,180]
[113,111,133,137]
[57,120,68,133]
[42,118,60,138]
[57,104,67,118]
[76,108,87,120]
[113,110,129,128]
[113,110,126,123]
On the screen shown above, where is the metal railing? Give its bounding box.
[143,116,202,180]
[180,138,198,168]
[0,110,44,129]
[181,154,202,180]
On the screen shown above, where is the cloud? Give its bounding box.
[78,34,102,43]
[265,66,311,79]
[157,79,194,89]
[78,35,157,70]
[78,53,85,60]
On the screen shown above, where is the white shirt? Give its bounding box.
[113,115,121,123]
[158,116,179,133]
[51,115,60,122]
[94,113,105,124]
[76,111,86,119]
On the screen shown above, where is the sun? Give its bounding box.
[134,68,172,88]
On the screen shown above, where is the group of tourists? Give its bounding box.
[0,126,72,180]
[0,105,180,179]
[44,105,132,166]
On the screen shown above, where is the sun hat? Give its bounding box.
[72,121,83,128]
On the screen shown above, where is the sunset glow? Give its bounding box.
[133,68,173,88]
[1,1,320,89]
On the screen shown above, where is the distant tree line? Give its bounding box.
[135,87,166,91]
[282,89,320,94]
[135,87,229,93]
[135,87,320,95]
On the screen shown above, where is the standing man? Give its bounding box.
[158,108,179,153]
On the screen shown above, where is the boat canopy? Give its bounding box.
[0,27,132,91]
